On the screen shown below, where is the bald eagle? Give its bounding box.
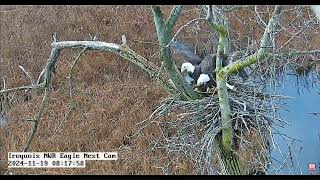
[181,53,235,91]
[172,42,248,91]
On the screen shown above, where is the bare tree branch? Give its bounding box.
[166,18,206,49]
[152,5,199,100]
[68,47,88,98]
[254,6,267,28]
[18,65,35,86]
[23,47,62,152]
[51,40,174,93]
[276,15,317,52]
[0,83,44,95]
[222,5,252,12]
[219,5,283,78]
[23,88,48,152]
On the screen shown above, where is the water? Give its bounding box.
[268,70,320,175]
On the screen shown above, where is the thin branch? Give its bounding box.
[23,87,49,152]
[276,15,317,52]
[1,77,6,90]
[222,5,252,12]
[36,68,45,85]
[0,83,44,95]
[165,18,206,49]
[212,6,222,24]
[69,47,88,98]
[277,50,320,57]
[254,6,267,28]
[219,5,283,78]
[23,47,62,152]
[50,102,76,140]
[18,65,35,85]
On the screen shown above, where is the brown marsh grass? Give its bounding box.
[0,5,319,174]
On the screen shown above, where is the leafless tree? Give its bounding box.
[1,5,319,175]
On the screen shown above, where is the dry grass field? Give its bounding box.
[0,5,319,175]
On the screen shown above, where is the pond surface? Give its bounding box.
[268,70,320,175]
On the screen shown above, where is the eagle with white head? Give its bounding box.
[172,42,248,91]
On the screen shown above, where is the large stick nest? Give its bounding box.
[130,76,287,175]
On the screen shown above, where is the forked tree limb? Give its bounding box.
[206,5,284,175]
[206,5,245,175]
[22,46,62,152]
[218,5,283,79]
[152,5,199,100]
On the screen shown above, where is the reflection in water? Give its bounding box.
[268,69,320,175]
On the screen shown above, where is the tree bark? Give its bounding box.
[207,5,283,175]
[152,5,199,100]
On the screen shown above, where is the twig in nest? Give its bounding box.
[230,97,247,111]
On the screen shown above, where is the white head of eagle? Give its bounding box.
[197,74,211,86]
[181,62,196,84]
[181,62,195,73]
